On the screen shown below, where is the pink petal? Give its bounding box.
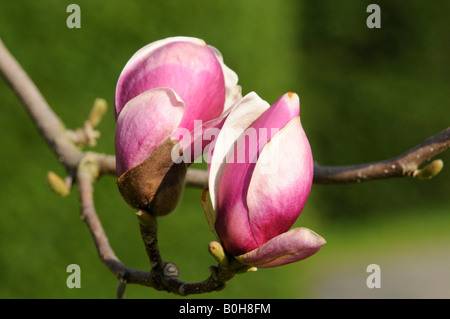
[208,92,270,211]
[170,91,261,168]
[171,116,227,165]
[208,93,270,256]
[215,93,304,255]
[246,115,314,245]
[114,88,184,177]
[208,45,242,113]
[115,37,227,134]
[115,37,205,115]
[235,227,326,268]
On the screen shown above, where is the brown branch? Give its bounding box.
[136,210,165,269]
[95,153,118,176]
[78,165,121,271]
[76,156,154,293]
[77,129,450,188]
[77,155,235,296]
[0,37,82,172]
[185,167,209,188]
[180,127,449,187]
[313,127,449,184]
[135,209,237,295]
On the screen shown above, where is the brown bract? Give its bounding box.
[117,138,187,216]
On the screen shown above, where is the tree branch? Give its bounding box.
[186,168,209,188]
[0,37,82,172]
[77,155,235,297]
[76,156,153,294]
[313,127,449,184]
[181,128,449,187]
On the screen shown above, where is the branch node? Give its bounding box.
[163,262,180,277]
[66,122,101,148]
[208,265,219,280]
[136,209,157,228]
[66,98,107,149]
[78,153,100,181]
[178,284,187,296]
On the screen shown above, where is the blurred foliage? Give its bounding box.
[298,0,450,222]
[0,0,448,298]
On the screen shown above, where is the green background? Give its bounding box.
[0,0,448,299]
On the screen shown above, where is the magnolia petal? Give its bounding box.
[208,92,270,211]
[115,88,184,177]
[215,92,305,255]
[246,116,314,245]
[115,37,225,134]
[169,90,253,167]
[211,93,271,256]
[243,92,300,141]
[115,36,205,116]
[235,227,326,268]
[209,45,242,113]
[172,116,227,165]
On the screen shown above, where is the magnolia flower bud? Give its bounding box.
[114,37,240,215]
[207,92,325,267]
[115,36,241,133]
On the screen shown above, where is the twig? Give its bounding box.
[181,127,449,187]
[77,154,235,295]
[136,210,165,269]
[185,167,209,188]
[313,127,449,184]
[77,155,153,286]
[0,37,82,172]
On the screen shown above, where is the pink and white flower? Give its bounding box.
[114,36,240,177]
[207,92,325,268]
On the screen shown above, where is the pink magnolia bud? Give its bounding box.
[115,37,240,176]
[115,36,240,132]
[208,92,325,267]
[115,88,184,177]
[114,37,240,215]
[115,36,240,176]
